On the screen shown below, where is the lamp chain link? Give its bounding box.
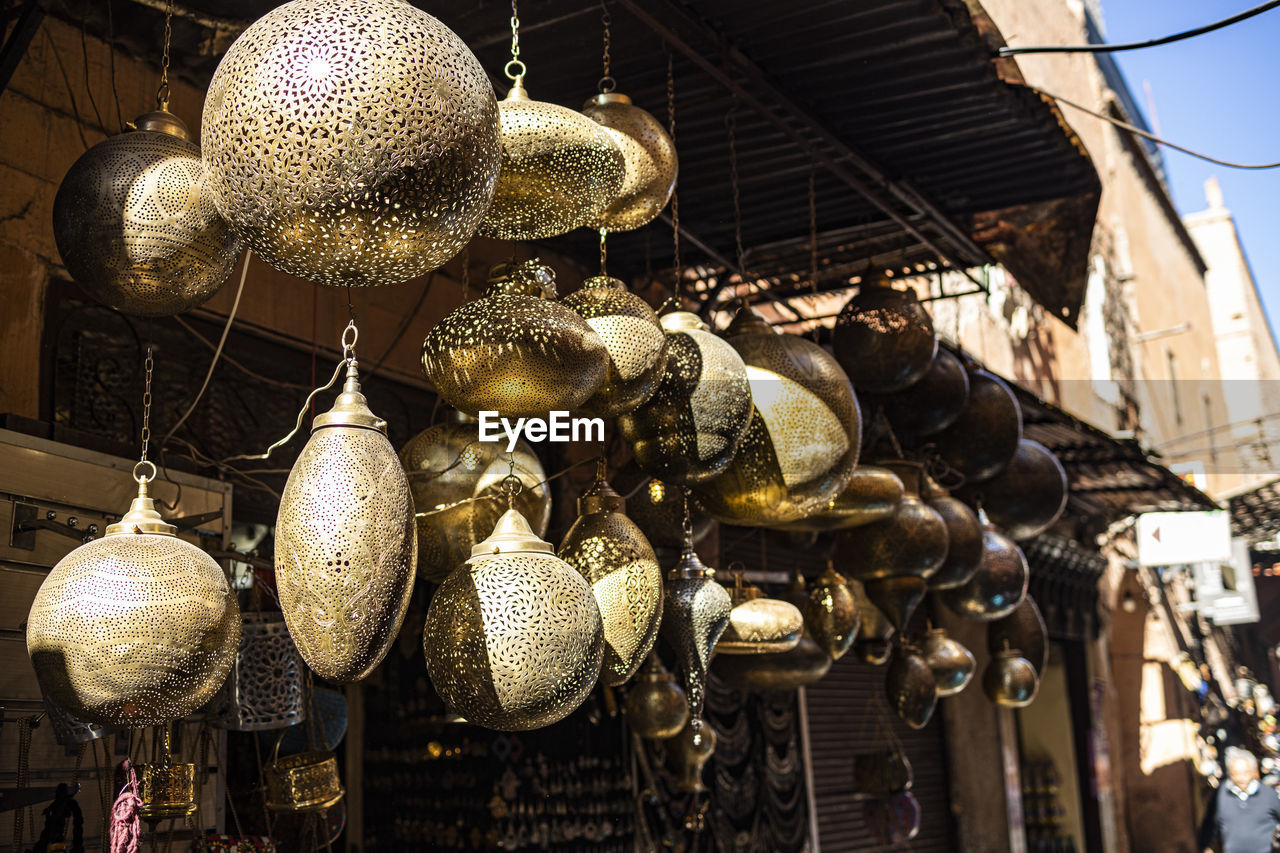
[598,1,614,92]
[157,0,173,109]
[726,103,746,289]
[505,0,526,81]
[141,346,154,464]
[667,50,682,302]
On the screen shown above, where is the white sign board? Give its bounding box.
[1136,510,1231,567]
[1193,538,1260,626]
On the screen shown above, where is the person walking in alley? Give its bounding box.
[1200,748,1280,853]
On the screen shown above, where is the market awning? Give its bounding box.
[51,0,1101,324]
[1228,478,1280,549]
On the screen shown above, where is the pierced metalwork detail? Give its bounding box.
[52,111,240,316]
[661,543,731,725]
[625,655,687,739]
[582,93,677,232]
[423,509,604,731]
[206,612,307,731]
[805,566,860,661]
[201,0,500,286]
[833,282,937,393]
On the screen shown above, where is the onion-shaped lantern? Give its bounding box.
[558,464,663,686]
[562,275,668,417]
[660,531,731,729]
[400,410,550,583]
[957,439,1067,540]
[612,463,714,552]
[53,109,241,316]
[582,92,677,231]
[422,259,609,417]
[983,648,1039,707]
[921,629,976,697]
[838,461,948,582]
[921,473,983,591]
[625,655,688,740]
[939,511,1028,621]
[479,77,625,240]
[805,565,860,660]
[276,354,416,683]
[886,647,937,729]
[694,307,861,525]
[27,470,240,727]
[711,575,832,689]
[201,0,500,286]
[423,504,604,730]
[933,368,1022,482]
[618,311,754,485]
[716,575,803,655]
[862,576,928,635]
[775,465,903,533]
[850,578,895,665]
[205,611,307,731]
[870,347,970,439]
[988,596,1048,678]
[833,278,937,393]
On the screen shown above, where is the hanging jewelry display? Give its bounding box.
[618,311,754,485]
[988,596,1049,678]
[805,563,860,661]
[983,647,1039,708]
[885,647,937,729]
[832,276,938,393]
[868,347,970,439]
[400,409,551,583]
[921,470,984,590]
[921,628,976,698]
[939,510,1029,621]
[850,578,895,666]
[423,483,604,730]
[838,460,948,582]
[27,350,240,727]
[562,275,668,417]
[205,610,307,731]
[625,655,688,740]
[136,727,198,822]
[52,2,239,316]
[695,307,861,526]
[957,439,1068,540]
[422,259,610,417]
[201,0,500,286]
[933,368,1023,483]
[275,322,416,683]
[558,461,663,686]
[711,575,832,690]
[776,465,903,533]
[716,573,804,655]
[478,2,624,240]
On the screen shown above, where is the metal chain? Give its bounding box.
[809,167,820,341]
[599,228,608,275]
[598,1,614,92]
[141,346,154,464]
[726,103,745,277]
[13,715,36,850]
[505,0,526,81]
[667,50,682,303]
[156,0,173,109]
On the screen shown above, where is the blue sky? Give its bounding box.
[1099,0,1280,336]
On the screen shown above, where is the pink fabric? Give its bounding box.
[109,760,142,853]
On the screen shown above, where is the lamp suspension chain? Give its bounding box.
[156,0,173,109]
[809,166,820,341]
[140,346,154,465]
[598,1,614,93]
[726,102,746,303]
[666,48,682,306]
[505,0,525,81]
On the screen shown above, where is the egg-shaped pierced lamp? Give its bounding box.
[562,275,668,417]
[582,92,677,232]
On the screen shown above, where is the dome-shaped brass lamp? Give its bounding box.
[625,654,688,740]
[715,574,803,655]
[562,275,668,417]
[921,629,976,697]
[582,92,677,232]
[774,465,903,533]
[938,511,1028,622]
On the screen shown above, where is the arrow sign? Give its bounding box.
[1136,510,1230,567]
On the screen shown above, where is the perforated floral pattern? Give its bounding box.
[205,612,307,731]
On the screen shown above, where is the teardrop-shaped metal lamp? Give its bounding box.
[659,531,731,728]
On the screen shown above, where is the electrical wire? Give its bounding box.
[1030,85,1280,170]
[998,0,1280,56]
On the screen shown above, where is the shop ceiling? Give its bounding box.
[32,0,1102,325]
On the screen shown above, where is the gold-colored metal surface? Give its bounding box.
[716,578,803,655]
[562,276,668,417]
[625,655,688,740]
[275,361,416,683]
[206,612,307,732]
[886,649,937,730]
[52,109,240,316]
[478,78,625,240]
[983,649,1039,708]
[957,438,1067,540]
[612,464,713,551]
[581,92,677,232]
[26,479,241,727]
[671,718,717,794]
[422,260,609,417]
[938,513,1028,622]
[201,0,500,286]
[775,465,904,533]
[838,461,947,582]
[922,474,983,591]
[659,538,731,726]
[933,369,1023,483]
[921,629,975,698]
[695,308,860,525]
[558,469,662,687]
[849,578,894,665]
[710,575,832,689]
[400,411,550,583]
[862,575,927,634]
[805,566,860,660]
[137,761,198,822]
[832,280,937,393]
[988,596,1048,677]
[265,748,345,813]
[619,311,753,486]
[423,508,604,731]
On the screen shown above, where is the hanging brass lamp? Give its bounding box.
[711,574,832,690]
[694,307,861,525]
[983,648,1039,708]
[868,347,970,439]
[618,311,754,486]
[276,331,416,683]
[27,465,240,727]
[672,718,717,793]
[838,460,948,582]
[478,73,625,240]
[862,576,928,635]
[205,611,307,731]
[422,259,609,417]
[775,465,904,533]
[660,520,731,731]
[716,573,803,655]
[921,472,983,591]
[137,729,198,822]
[805,564,860,660]
[625,654,688,740]
[957,439,1068,540]
[201,0,501,286]
[558,462,663,686]
[921,629,976,698]
[53,108,241,316]
[886,647,938,729]
[938,511,1028,622]
[400,410,551,583]
[562,275,668,417]
[988,596,1048,678]
[933,368,1023,483]
[582,92,677,232]
[423,498,604,731]
[832,277,937,393]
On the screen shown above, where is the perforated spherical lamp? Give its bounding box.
[695,308,860,525]
[478,78,625,240]
[201,0,501,286]
[52,110,241,316]
[833,279,937,393]
[275,361,416,683]
[582,93,677,232]
[423,507,604,730]
[27,476,240,727]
